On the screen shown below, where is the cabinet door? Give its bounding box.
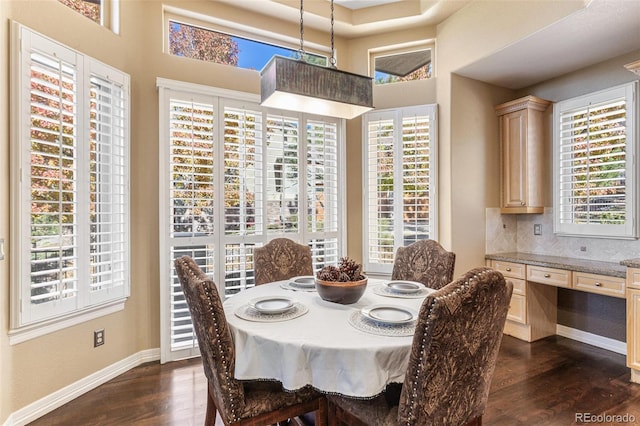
[628,288,640,372]
[501,109,528,209]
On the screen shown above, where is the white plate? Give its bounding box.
[361,304,418,325]
[289,275,316,289]
[383,280,425,294]
[248,296,295,314]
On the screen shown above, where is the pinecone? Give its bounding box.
[316,257,364,282]
[338,257,363,281]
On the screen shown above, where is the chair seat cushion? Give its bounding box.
[240,381,319,419]
[329,393,399,426]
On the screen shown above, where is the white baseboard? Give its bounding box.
[556,325,626,355]
[5,348,160,426]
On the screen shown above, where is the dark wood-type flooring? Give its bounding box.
[29,335,640,425]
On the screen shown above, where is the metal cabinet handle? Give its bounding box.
[506,267,512,272]
[521,201,526,206]
[595,282,602,287]
[544,273,551,278]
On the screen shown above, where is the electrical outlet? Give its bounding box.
[94,329,105,347]
[533,224,542,235]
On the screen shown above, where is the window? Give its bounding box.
[553,82,638,238]
[362,105,438,274]
[11,24,130,335]
[373,48,432,85]
[58,0,119,33]
[158,80,344,361]
[168,20,327,70]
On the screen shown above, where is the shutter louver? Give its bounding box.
[29,49,79,308]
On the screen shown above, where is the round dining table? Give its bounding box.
[222,278,433,398]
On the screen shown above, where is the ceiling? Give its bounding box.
[456,0,640,89]
[217,0,640,90]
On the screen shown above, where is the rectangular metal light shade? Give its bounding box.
[260,55,373,120]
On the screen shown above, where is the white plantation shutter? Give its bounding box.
[158,82,345,362]
[365,117,395,268]
[166,95,216,356]
[554,83,637,238]
[13,25,130,328]
[266,113,300,233]
[88,67,129,304]
[401,114,431,244]
[363,105,437,274]
[26,44,80,320]
[306,118,340,269]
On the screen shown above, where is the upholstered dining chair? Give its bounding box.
[253,238,314,285]
[328,266,513,426]
[391,239,456,290]
[174,256,327,426]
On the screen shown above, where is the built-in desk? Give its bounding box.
[486,252,639,384]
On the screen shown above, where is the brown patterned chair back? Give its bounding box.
[391,239,456,290]
[254,238,314,285]
[174,256,246,422]
[397,266,513,425]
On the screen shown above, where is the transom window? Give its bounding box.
[58,0,119,33]
[168,20,327,70]
[373,48,432,85]
[553,82,638,238]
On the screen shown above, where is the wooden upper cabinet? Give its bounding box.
[495,96,551,214]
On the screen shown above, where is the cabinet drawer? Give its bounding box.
[491,260,525,279]
[527,265,571,288]
[505,277,526,295]
[628,268,640,290]
[507,293,526,324]
[573,272,625,298]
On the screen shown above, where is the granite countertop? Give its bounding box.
[485,252,628,278]
[621,258,640,268]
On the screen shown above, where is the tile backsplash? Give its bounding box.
[486,207,640,262]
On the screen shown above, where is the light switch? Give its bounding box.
[533,224,542,235]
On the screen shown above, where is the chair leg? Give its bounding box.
[466,416,482,426]
[205,386,218,426]
[315,396,328,426]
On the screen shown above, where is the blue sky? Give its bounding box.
[235,37,298,71]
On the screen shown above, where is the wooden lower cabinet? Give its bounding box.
[627,268,640,384]
[490,260,557,342]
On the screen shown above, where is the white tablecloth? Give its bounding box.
[222,279,427,398]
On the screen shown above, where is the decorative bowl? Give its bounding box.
[315,276,368,305]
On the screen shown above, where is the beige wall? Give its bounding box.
[1,0,628,423]
[0,0,340,421]
[434,0,587,276]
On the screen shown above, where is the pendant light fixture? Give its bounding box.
[260,0,373,119]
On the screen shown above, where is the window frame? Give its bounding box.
[362,104,438,275]
[553,82,638,239]
[10,22,131,343]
